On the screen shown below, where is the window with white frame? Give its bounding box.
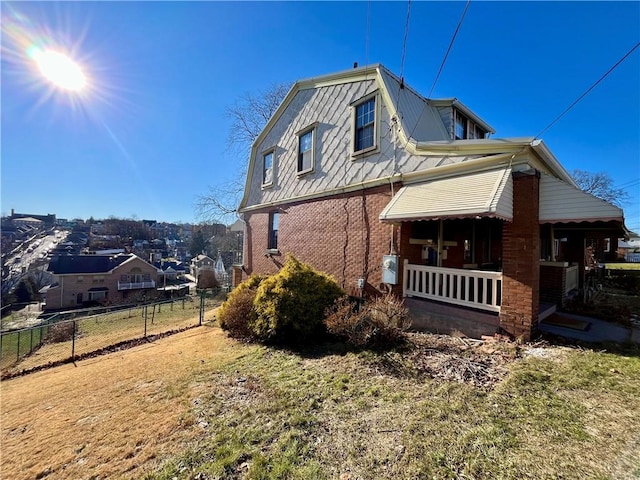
[297,128,314,174]
[354,97,376,152]
[263,149,274,186]
[89,290,107,301]
[268,211,279,250]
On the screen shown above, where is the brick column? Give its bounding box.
[232,265,244,287]
[499,171,540,340]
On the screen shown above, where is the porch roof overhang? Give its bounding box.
[539,173,625,225]
[379,167,513,222]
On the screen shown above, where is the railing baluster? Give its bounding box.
[400,264,502,313]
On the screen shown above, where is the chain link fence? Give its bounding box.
[1,292,223,378]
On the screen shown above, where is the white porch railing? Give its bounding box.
[625,253,640,263]
[403,260,502,313]
[117,281,156,291]
[565,265,579,293]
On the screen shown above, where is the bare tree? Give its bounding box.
[196,82,291,224]
[571,169,629,207]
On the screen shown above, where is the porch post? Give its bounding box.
[499,170,541,340]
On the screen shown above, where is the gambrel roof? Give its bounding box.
[238,64,577,214]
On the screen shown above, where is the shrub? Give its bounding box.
[325,293,411,347]
[252,256,344,343]
[197,270,219,290]
[217,275,267,339]
[45,321,76,344]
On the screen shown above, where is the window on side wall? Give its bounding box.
[297,128,314,174]
[262,149,274,187]
[354,97,376,153]
[268,212,279,250]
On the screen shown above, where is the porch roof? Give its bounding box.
[539,173,625,224]
[379,167,513,222]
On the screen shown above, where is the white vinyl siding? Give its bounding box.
[539,174,624,223]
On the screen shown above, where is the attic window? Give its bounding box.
[354,97,376,153]
[297,127,315,175]
[262,149,274,187]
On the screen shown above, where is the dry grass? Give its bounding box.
[1,325,242,480]
[2,323,640,480]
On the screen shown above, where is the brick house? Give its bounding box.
[236,64,627,340]
[44,254,159,311]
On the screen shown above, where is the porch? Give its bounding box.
[402,261,557,338]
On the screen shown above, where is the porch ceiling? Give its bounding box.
[539,173,625,224]
[379,167,513,222]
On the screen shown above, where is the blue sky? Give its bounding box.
[2,1,639,232]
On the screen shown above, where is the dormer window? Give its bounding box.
[454,109,486,140]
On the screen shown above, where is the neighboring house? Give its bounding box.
[190,254,215,281]
[154,260,187,282]
[236,64,627,340]
[44,254,159,311]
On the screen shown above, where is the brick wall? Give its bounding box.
[44,257,158,310]
[243,185,398,297]
[499,171,541,340]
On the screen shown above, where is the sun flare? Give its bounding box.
[31,48,87,91]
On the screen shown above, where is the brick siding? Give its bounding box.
[242,185,399,297]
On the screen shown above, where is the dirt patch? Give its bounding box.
[0,325,242,480]
[373,333,519,389]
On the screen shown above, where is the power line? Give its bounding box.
[617,178,640,189]
[427,0,471,99]
[535,41,640,139]
[399,0,412,82]
[378,1,473,162]
[365,0,371,67]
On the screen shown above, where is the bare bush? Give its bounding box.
[325,293,411,347]
[44,321,76,344]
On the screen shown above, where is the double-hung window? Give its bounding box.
[354,97,376,152]
[297,128,314,174]
[263,150,274,186]
[268,212,279,250]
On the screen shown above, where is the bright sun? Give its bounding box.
[32,49,86,91]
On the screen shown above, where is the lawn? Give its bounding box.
[2,324,639,480]
[0,296,221,374]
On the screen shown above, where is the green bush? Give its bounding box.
[324,293,411,347]
[252,256,344,343]
[217,275,267,339]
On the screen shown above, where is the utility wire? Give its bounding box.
[399,0,412,82]
[427,0,471,99]
[365,0,371,67]
[535,41,640,139]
